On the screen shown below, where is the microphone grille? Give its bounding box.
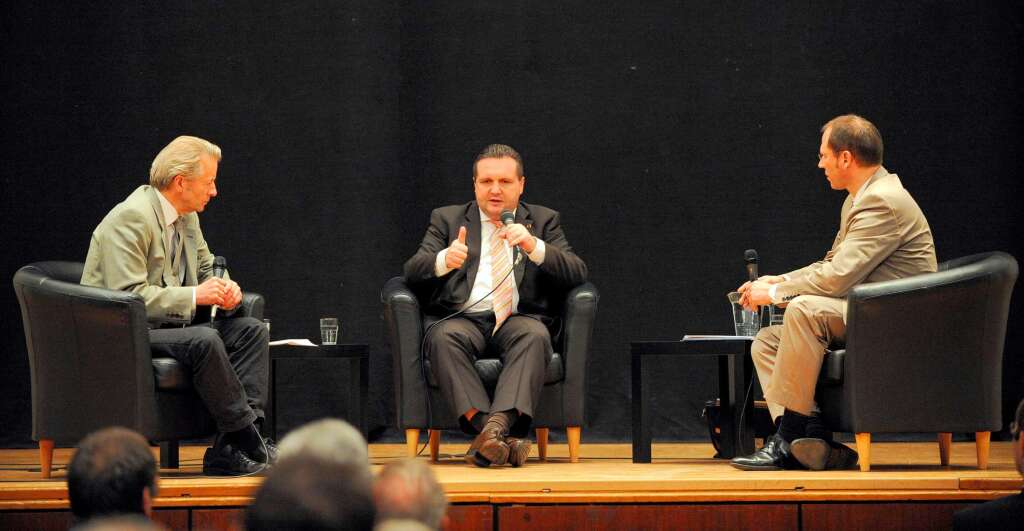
[744,249,758,263]
[500,210,515,225]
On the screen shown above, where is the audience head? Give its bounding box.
[67,427,157,522]
[373,459,448,530]
[71,514,163,531]
[1013,398,1024,476]
[245,455,376,531]
[277,418,368,468]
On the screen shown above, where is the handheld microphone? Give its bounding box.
[744,249,759,282]
[210,256,227,321]
[499,210,524,265]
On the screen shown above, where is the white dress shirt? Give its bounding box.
[434,209,546,314]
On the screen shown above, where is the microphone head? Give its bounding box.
[213,256,227,269]
[744,249,758,263]
[500,210,515,226]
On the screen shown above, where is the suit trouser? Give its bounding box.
[425,312,553,438]
[150,316,269,433]
[751,295,846,419]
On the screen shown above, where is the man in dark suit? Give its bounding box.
[403,144,588,468]
[82,136,273,475]
[954,399,1024,529]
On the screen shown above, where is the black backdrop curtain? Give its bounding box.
[2,1,1021,446]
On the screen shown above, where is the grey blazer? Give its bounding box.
[81,185,226,324]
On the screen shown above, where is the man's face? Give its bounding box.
[473,156,524,221]
[176,154,218,214]
[818,128,850,191]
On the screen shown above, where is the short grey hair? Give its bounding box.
[276,418,368,468]
[149,135,222,190]
[373,459,448,530]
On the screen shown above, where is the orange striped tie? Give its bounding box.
[490,220,514,333]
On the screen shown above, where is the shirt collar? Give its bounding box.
[479,208,516,228]
[156,189,180,227]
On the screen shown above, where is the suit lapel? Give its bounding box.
[146,187,179,288]
[465,204,482,292]
[514,203,532,287]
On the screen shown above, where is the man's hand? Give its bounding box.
[499,223,537,253]
[196,277,229,307]
[738,280,773,312]
[735,274,786,294]
[445,226,469,269]
[220,280,242,310]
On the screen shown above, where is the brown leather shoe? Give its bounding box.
[465,427,509,467]
[506,437,531,467]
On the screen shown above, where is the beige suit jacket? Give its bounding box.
[82,185,224,324]
[774,167,937,303]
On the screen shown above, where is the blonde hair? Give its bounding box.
[149,136,221,189]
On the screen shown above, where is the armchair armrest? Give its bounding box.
[382,276,429,427]
[560,283,598,424]
[236,292,265,319]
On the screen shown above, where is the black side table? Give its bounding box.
[268,343,369,440]
[631,338,755,463]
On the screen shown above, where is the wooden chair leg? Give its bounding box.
[39,439,54,479]
[855,433,871,472]
[405,429,420,458]
[428,430,441,462]
[937,433,952,466]
[566,426,581,463]
[536,428,549,461]
[975,431,991,470]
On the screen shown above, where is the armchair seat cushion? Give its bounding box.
[151,358,194,391]
[423,352,565,390]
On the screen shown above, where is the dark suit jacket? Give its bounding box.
[403,201,587,335]
[953,491,1024,530]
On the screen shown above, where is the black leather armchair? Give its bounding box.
[382,276,598,462]
[13,261,265,477]
[815,251,1018,471]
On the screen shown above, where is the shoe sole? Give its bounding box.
[790,438,829,470]
[791,438,859,470]
[477,439,510,466]
[729,461,782,471]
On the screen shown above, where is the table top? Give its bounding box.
[270,343,368,359]
[631,337,753,356]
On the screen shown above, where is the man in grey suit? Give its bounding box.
[731,115,937,471]
[403,144,588,468]
[82,136,273,475]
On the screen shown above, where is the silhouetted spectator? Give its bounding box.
[373,459,448,530]
[67,427,157,524]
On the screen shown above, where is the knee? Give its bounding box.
[783,297,814,324]
[188,327,225,356]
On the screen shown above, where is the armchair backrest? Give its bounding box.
[840,251,1018,432]
[13,262,159,443]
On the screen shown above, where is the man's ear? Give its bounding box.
[142,487,153,517]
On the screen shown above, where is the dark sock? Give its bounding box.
[777,409,810,443]
[805,414,833,441]
[223,425,262,453]
[470,412,486,434]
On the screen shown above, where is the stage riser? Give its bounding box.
[0,502,979,530]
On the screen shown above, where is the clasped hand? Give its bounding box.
[196,277,242,309]
[736,275,785,312]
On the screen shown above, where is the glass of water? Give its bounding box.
[320,317,339,345]
[727,292,760,337]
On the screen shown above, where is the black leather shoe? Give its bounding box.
[730,434,801,471]
[506,437,531,467]
[202,443,265,476]
[248,437,278,465]
[790,438,859,470]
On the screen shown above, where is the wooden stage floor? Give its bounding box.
[1,441,1020,509]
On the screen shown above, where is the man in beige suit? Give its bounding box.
[731,115,937,471]
[82,136,273,475]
